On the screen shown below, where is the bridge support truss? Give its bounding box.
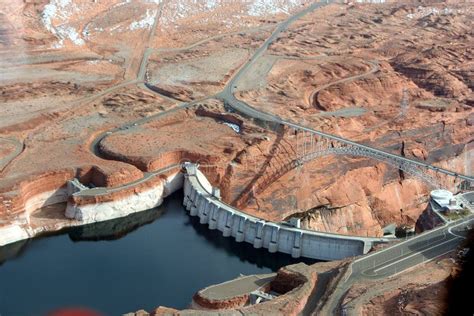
[290,127,472,191]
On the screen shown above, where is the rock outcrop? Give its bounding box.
[415,202,445,233]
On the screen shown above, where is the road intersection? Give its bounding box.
[66,2,473,313]
[324,216,473,315]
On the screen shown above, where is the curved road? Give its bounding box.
[86,0,473,205]
[0,137,23,173]
[307,60,379,110]
[323,216,474,315]
[6,1,468,312]
[74,1,474,314]
[216,0,473,184]
[150,25,275,54]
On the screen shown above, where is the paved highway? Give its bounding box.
[92,0,473,192]
[214,4,474,312]
[307,60,380,109]
[353,218,472,278]
[0,137,24,173]
[323,216,474,315]
[74,1,473,314]
[75,164,181,197]
[217,0,473,185]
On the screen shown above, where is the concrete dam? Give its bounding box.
[182,163,385,261]
[1,161,386,261]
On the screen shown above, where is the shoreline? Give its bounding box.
[0,163,387,259]
[0,169,184,247]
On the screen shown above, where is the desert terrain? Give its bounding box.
[0,0,473,314]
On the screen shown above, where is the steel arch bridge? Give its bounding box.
[288,125,473,191]
[232,124,473,208]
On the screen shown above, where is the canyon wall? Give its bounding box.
[0,170,184,247]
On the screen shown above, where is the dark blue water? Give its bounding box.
[0,193,311,315]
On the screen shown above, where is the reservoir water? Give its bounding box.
[0,193,312,315]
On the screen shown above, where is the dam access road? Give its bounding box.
[60,0,473,270]
[75,0,472,262]
[323,215,474,315]
[79,1,474,312]
[90,0,472,205]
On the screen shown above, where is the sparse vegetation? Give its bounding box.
[444,208,471,221]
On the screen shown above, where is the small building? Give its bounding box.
[430,190,453,206]
[430,190,463,214]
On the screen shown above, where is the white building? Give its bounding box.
[430,189,463,213]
